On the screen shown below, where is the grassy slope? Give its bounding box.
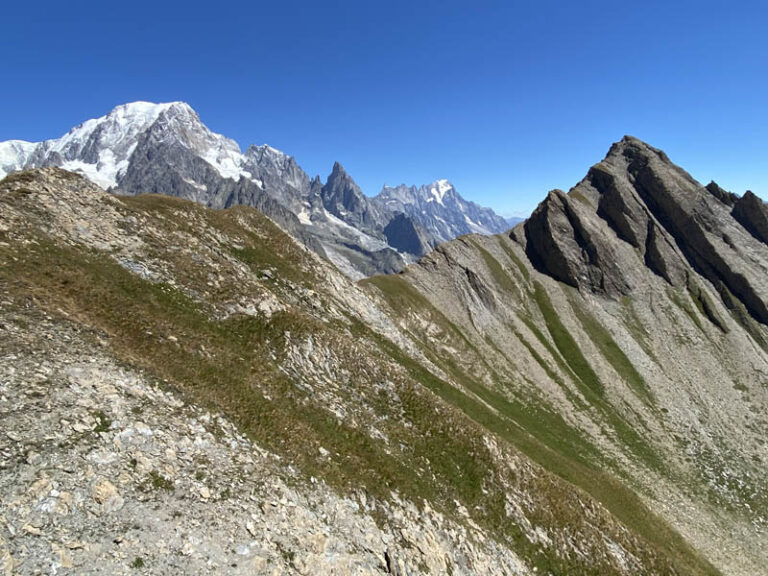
[364,261,719,576]
[0,181,719,575]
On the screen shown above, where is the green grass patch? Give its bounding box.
[569,302,655,407]
[363,274,712,574]
[469,239,518,294]
[532,283,604,397]
[532,284,661,471]
[365,325,718,576]
[496,238,531,282]
[668,288,705,332]
[0,195,719,576]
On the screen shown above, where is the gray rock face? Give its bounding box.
[705,181,739,206]
[321,162,389,234]
[732,190,768,245]
[241,144,312,214]
[383,213,433,255]
[523,188,631,297]
[522,136,768,326]
[116,112,325,255]
[375,179,509,244]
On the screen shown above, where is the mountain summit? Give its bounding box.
[519,135,768,328]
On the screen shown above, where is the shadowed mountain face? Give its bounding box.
[322,162,388,233]
[1,135,766,576]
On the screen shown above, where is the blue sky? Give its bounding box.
[2,1,766,217]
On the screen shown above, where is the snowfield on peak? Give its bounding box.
[0,140,37,179]
[427,180,453,206]
[0,101,283,190]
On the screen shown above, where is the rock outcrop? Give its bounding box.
[521,136,768,327]
[732,190,768,245]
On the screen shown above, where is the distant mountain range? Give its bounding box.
[0,101,513,277]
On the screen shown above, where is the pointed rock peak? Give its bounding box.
[605,135,671,164]
[733,189,768,245]
[546,188,568,202]
[309,175,323,195]
[325,161,361,191]
[705,181,739,206]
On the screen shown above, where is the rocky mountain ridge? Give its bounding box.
[0,101,511,278]
[519,137,768,329]
[373,136,767,575]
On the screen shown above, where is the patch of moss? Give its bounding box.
[146,471,174,491]
[92,410,112,433]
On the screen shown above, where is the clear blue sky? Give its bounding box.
[2,1,766,217]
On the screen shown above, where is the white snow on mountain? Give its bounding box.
[0,140,37,180]
[53,101,178,187]
[429,179,452,206]
[0,101,286,189]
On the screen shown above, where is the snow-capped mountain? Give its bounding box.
[0,101,507,277]
[375,180,510,244]
[0,102,244,188]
